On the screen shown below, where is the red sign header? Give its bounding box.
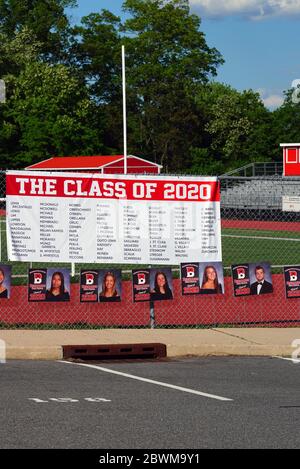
[6,174,220,202]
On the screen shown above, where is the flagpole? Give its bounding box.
[122,45,127,175]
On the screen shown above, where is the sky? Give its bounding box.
[67,0,300,109]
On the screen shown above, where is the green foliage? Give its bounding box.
[0,28,41,167]
[70,11,122,101]
[0,26,42,76]
[271,88,300,160]
[0,28,103,168]
[68,10,123,156]
[0,0,77,60]
[192,83,274,174]
[0,0,297,173]
[119,0,224,170]
[122,0,223,84]
[5,62,103,166]
[0,2,90,167]
[189,147,224,175]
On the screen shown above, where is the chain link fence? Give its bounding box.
[0,170,299,329]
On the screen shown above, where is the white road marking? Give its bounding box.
[58,360,233,402]
[273,356,300,364]
[28,397,111,403]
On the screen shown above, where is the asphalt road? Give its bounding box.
[1,357,300,449]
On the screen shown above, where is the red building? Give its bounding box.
[25,155,162,174]
[281,143,300,176]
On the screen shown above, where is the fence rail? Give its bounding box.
[221,161,284,177]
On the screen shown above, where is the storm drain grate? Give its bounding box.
[62,343,167,360]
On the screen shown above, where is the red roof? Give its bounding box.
[26,155,124,170]
[25,155,162,171]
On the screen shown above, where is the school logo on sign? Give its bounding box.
[85,273,95,285]
[137,273,146,285]
[289,271,298,282]
[186,267,195,278]
[237,268,246,279]
[34,272,43,284]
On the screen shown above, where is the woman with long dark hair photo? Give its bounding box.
[151,271,173,301]
[46,271,70,302]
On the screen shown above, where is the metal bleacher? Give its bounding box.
[220,162,300,210]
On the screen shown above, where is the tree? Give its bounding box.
[0,0,76,60]
[0,27,103,168]
[5,62,103,167]
[0,0,280,174]
[0,26,43,77]
[70,11,122,102]
[120,0,224,171]
[0,27,43,168]
[68,10,125,155]
[62,1,225,169]
[271,87,300,160]
[191,83,273,174]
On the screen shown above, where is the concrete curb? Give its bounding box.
[167,345,294,358]
[1,328,298,360]
[6,346,62,360]
[4,344,294,360]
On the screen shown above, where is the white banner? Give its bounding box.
[6,171,222,264]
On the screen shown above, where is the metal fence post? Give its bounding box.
[148,264,156,329]
[150,300,156,329]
